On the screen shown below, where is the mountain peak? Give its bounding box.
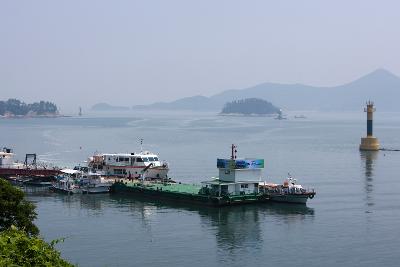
[362,68,399,80]
[346,68,400,88]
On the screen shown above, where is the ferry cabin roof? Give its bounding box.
[101,153,159,158]
[101,154,159,161]
[101,153,161,165]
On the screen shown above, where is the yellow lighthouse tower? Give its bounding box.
[359,101,379,151]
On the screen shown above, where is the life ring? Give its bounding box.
[309,194,314,199]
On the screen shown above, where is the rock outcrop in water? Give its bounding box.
[220,98,280,115]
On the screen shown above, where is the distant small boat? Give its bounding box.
[274,109,287,120]
[294,115,307,119]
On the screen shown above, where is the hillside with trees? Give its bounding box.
[0,99,59,117]
[0,178,74,266]
[221,98,280,115]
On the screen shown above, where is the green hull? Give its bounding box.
[111,182,270,207]
[269,194,310,204]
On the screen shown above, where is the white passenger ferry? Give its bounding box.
[88,151,169,180]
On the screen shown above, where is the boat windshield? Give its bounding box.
[142,157,149,162]
[154,157,159,161]
[148,157,155,161]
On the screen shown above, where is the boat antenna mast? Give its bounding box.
[231,144,237,160]
[140,138,143,153]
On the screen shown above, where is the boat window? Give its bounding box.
[148,157,154,161]
[114,169,123,175]
[142,157,149,162]
[136,158,143,162]
[154,157,159,161]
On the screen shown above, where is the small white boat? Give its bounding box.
[260,177,315,204]
[51,169,82,194]
[81,173,112,194]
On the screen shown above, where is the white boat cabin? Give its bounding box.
[0,147,15,168]
[88,151,168,178]
[201,180,259,196]
[90,152,162,168]
[200,157,264,196]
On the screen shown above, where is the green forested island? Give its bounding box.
[0,99,59,117]
[221,98,280,115]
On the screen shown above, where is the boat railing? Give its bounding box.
[161,161,169,168]
[262,187,315,195]
[307,188,316,194]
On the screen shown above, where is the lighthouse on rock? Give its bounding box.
[359,101,380,151]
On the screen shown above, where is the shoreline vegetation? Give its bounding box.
[220,98,280,116]
[0,98,62,118]
[0,178,74,266]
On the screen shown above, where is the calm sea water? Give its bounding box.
[1,110,400,267]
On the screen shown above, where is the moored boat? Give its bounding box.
[80,173,112,194]
[51,169,82,194]
[259,177,316,204]
[111,145,316,206]
[88,150,169,180]
[0,147,61,177]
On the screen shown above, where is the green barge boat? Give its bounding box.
[111,145,315,206]
[111,181,270,206]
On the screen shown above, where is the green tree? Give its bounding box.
[0,99,59,116]
[221,98,280,115]
[0,178,39,236]
[0,226,74,267]
[0,101,5,115]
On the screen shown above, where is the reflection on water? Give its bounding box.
[360,151,378,211]
[11,112,400,267]
[25,187,315,266]
[198,203,314,262]
[108,194,314,252]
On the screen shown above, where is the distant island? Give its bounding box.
[0,99,59,117]
[91,103,130,111]
[130,69,400,112]
[220,98,280,115]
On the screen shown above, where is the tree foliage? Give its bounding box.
[0,227,74,267]
[0,178,39,236]
[221,98,280,115]
[0,99,58,116]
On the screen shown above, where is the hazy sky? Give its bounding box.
[1,0,399,112]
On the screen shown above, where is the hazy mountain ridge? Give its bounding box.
[91,103,130,111]
[132,68,400,111]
